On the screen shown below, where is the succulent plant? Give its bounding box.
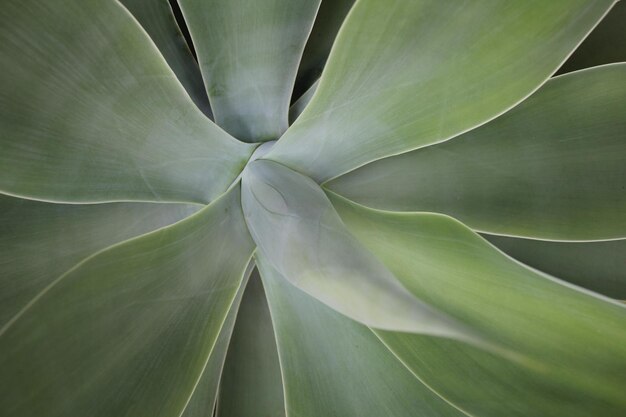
[1,0,625,416]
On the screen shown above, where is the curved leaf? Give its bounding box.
[0,194,199,328]
[484,235,626,300]
[0,0,253,204]
[180,261,254,417]
[267,0,616,182]
[558,1,626,74]
[329,192,626,416]
[257,255,467,417]
[242,159,480,342]
[177,0,321,142]
[216,268,285,417]
[328,64,626,240]
[289,79,318,124]
[292,0,355,99]
[0,186,255,417]
[118,0,213,118]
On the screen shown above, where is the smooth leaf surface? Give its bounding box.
[0,194,198,328]
[329,64,626,240]
[289,79,318,124]
[242,159,477,341]
[0,0,253,204]
[180,262,254,417]
[557,1,626,74]
[257,256,467,417]
[217,268,285,417]
[292,0,354,99]
[267,0,616,182]
[178,0,321,142]
[118,0,213,117]
[329,193,626,415]
[485,235,626,300]
[375,331,623,417]
[0,186,255,417]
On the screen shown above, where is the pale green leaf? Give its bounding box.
[292,0,355,98]
[329,192,626,416]
[289,79,318,124]
[118,0,213,118]
[267,0,616,182]
[0,186,255,417]
[257,255,467,417]
[484,235,626,300]
[328,64,626,240]
[0,0,253,204]
[242,159,480,342]
[558,1,626,74]
[177,0,321,142]
[180,262,254,417]
[0,194,199,328]
[216,268,285,417]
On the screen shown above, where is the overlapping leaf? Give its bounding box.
[242,159,481,343]
[558,1,626,74]
[268,0,616,182]
[177,0,321,142]
[0,194,198,328]
[484,235,626,300]
[180,262,254,417]
[0,186,254,417]
[329,192,626,416]
[257,256,467,417]
[329,64,626,240]
[216,268,285,417]
[0,0,252,204]
[118,0,213,117]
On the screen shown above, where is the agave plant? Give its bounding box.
[1,0,625,415]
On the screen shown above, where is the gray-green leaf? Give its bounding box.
[268,0,616,182]
[328,64,626,240]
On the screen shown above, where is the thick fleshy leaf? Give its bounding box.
[118,0,213,117]
[0,194,199,328]
[0,186,255,417]
[0,0,253,204]
[292,0,355,99]
[289,79,318,124]
[558,1,626,74]
[267,0,616,182]
[329,193,626,415]
[485,235,626,300]
[216,268,285,417]
[257,256,467,417]
[374,332,624,417]
[180,262,254,417]
[242,159,479,342]
[177,0,321,142]
[328,64,626,240]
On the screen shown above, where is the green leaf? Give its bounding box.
[257,255,467,417]
[558,1,626,74]
[181,262,254,417]
[289,79,318,124]
[329,192,626,416]
[177,0,321,142]
[0,186,255,417]
[484,235,626,300]
[118,0,213,118]
[0,194,199,328]
[328,64,626,240]
[267,0,616,182]
[241,159,480,342]
[216,267,285,417]
[292,0,355,98]
[0,0,253,204]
